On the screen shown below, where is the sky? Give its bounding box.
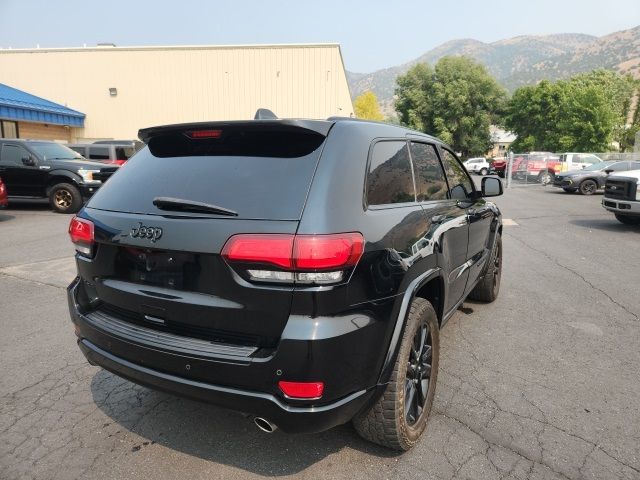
[0,0,639,73]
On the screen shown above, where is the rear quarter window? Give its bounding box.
[366,141,415,207]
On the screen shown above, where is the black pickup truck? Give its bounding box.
[0,139,117,213]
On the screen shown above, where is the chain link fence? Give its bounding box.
[489,152,640,187]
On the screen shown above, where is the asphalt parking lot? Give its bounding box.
[1,186,639,480]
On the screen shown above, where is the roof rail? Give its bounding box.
[254,108,278,120]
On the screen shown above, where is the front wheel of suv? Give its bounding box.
[353,297,439,451]
[579,179,597,195]
[468,233,502,302]
[49,183,82,214]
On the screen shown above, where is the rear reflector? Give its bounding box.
[68,216,94,256]
[186,129,223,139]
[278,381,324,399]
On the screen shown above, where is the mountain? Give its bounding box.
[348,26,640,115]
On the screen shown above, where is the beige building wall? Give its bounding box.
[0,44,354,141]
[18,121,72,142]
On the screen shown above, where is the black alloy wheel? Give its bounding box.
[405,321,433,426]
[579,179,597,195]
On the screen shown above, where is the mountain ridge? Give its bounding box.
[348,26,640,115]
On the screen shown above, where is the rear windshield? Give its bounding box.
[87,128,326,220]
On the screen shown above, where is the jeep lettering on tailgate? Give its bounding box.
[130,222,163,242]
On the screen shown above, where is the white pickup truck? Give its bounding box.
[602,170,640,225]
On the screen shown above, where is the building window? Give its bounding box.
[1,121,19,139]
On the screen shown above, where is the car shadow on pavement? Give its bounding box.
[90,370,399,475]
[570,218,640,232]
[0,212,15,221]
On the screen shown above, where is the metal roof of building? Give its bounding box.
[0,83,85,127]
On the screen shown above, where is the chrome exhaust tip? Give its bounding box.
[254,417,277,433]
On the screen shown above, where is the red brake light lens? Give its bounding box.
[278,381,324,399]
[294,233,364,270]
[68,216,94,256]
[186,129,223,139]
[222,234,294,269]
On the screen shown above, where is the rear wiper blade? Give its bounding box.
[152,197,238,216]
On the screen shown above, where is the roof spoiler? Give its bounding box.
[139,119,333,144]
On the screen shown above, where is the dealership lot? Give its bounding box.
[1,187,639,480]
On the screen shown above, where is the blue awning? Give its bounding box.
[0,83,85,127]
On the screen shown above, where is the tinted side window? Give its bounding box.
[69,146,86,156]
[115,147,135,160]
[440,149,474,200]
[631,162,640,170]
[410,142,448,201]
[89,147,111,160]
[0,144,29,165]
[367,141,415,206]
[610,162,630,172]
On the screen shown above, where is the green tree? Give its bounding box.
[505,70,636,152]
[353,91,385,121]
[394,57,506,157]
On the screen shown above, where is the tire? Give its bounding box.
[562,188,577,193]
[614,214,640,225]
[468,233,502,302]
[497,171,505,178]
[353,297,439,451]
[48,183,82,214]
[578,179,597,195]
[479,168,488,176]
[538,170,553,185]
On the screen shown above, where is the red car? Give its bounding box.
[0,177,8,208]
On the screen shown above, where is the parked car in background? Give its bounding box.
[68,142,138,165]
[0,140,117,213]
[558,153,603,172]
[602,170,640,225]
[68,113,503,451]
[463,157,490,175]
[553,161,640,194]
[512,152,561,184]
[0,176,8,208]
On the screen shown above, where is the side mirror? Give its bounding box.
[22,156,36,167]
[604,169,613,175]
[481,177,503,197]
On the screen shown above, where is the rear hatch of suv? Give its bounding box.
[74,120,332,351]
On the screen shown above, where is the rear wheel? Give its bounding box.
[538,170,553,185]
[614,214,640,225]
[353,297,439,451]
[49,183,82,214]
[468,233,502,302]
[497,171,505,178]
[479,167,488,176]
[579,179,597,195]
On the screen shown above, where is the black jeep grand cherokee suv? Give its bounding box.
[0,139,117,213]
[68,117,503,450]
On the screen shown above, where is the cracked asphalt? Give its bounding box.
[1,187,639,480]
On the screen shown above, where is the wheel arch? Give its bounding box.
[376,268,442,385]
[45,172,81,194]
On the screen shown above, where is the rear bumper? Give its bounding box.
[67,278,386,433]
[77,338,377,433]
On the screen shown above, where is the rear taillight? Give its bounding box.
[68,216,94,256]
[278,381,324,399]
[222,232,364,285]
